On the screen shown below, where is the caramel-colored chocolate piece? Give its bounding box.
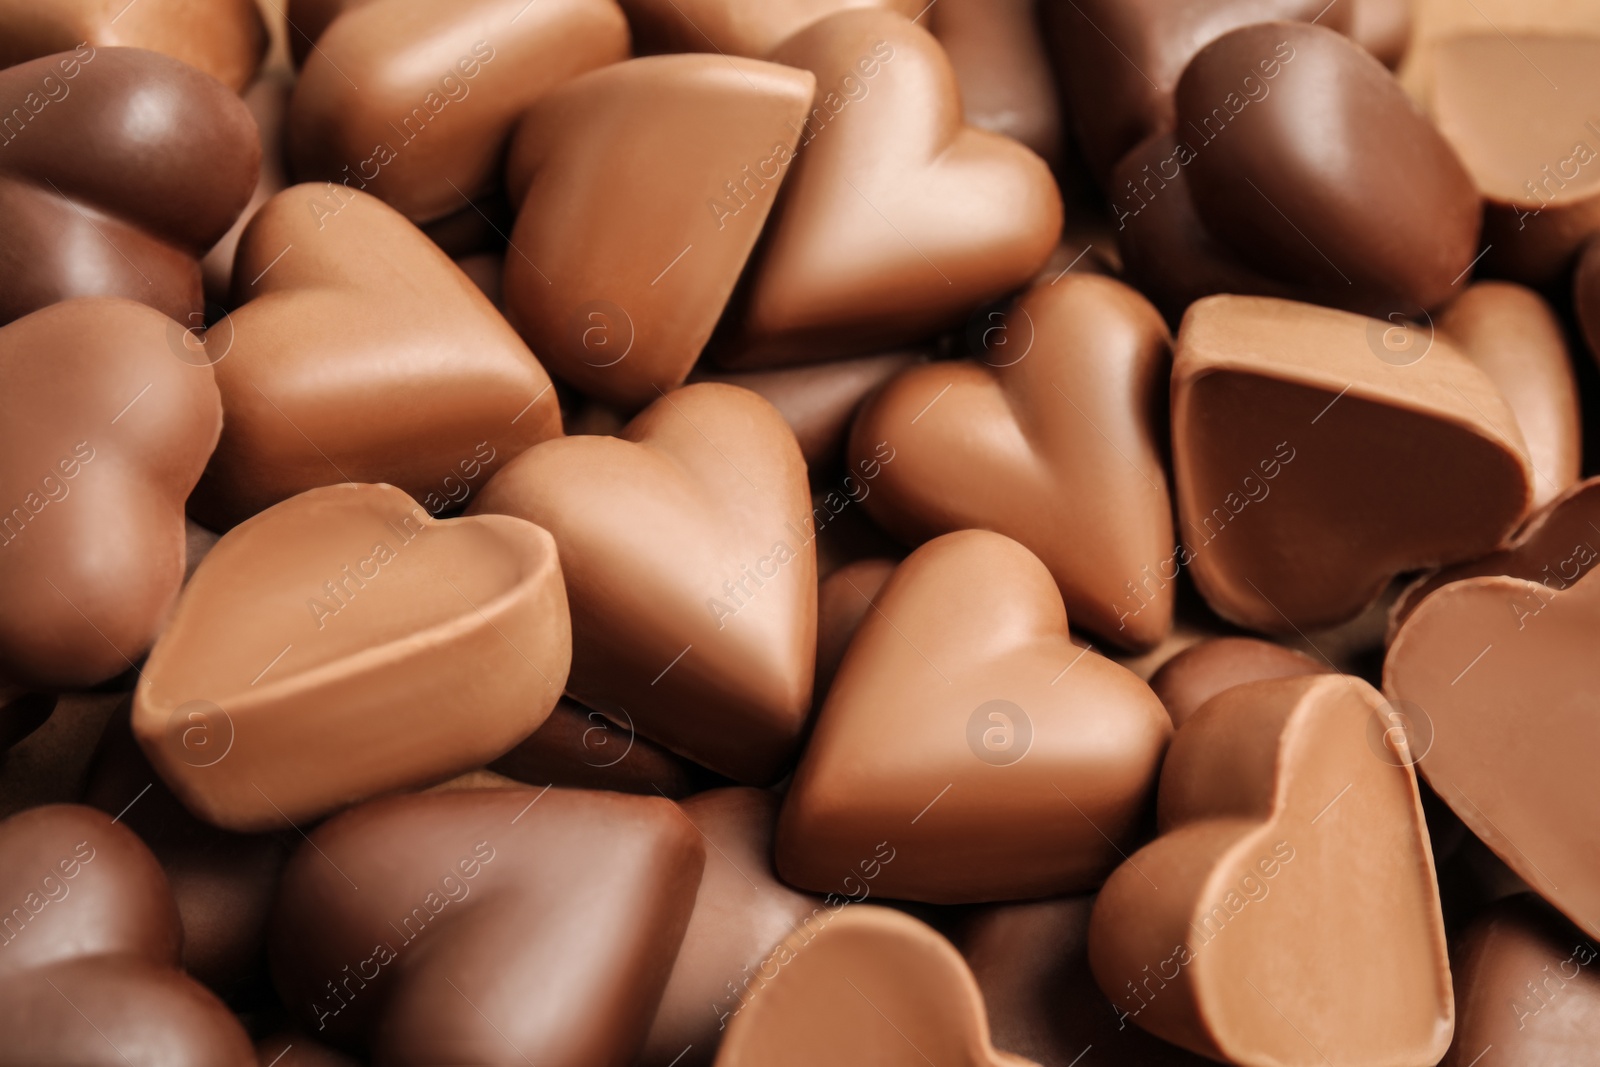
[850,274,1175,649]
[714,905,1033,1067]
[470,384,815,783]
[1172,295,1532,632]
[725,9,1062,366]
[0,48,259,327]
[502,55,815,408]
[932,0,1061,165]
[1149,637,1329,728]
[1177,23,1480,315]
[778,530,1171,903]
[287,0,628,223]
[1386,566,1600,941]
[0,298,222,690]
[133,483,571,831]
[203,68,293,304]
[1349,0,1413,67]
[1398,0,1600,102]
[1089,675,1452,1065]
[0,0,266,90]
[191,184,561,528]
[0,804,254,1065]
[491,697,711,799]
[619,0,919,57]
[269,787,704,1066]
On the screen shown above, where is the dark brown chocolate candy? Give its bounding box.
[269,786,704,1066]
[0,298,222,690]
[490,697,711,799]
[0,804,255,1065]
[1581,234,1600,363]
[1176,23,1480,316]
[0,47,259,327]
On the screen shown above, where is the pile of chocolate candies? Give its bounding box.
[4,0,1600,1063]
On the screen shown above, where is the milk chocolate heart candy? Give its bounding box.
[1148,637,1329,729]
[724,9,1063,367]
[468,383,815,784]
[714,905,1035,1067]
[500,56,815,409]
[0,0,266,90]
[189,184,560,528]
[641,788,822,1067]
[777,530,1171,903]
[132,482,571,832]
[1043,0,1352,184]
[696,351,921,468]
[269,786,704,1066]
[0,48,260,327]
[1172,294,1532,633]
[0,805,255,1066]
[618,0,918,57]
[287,0,628,224]
[1438,282,1580,510]
[931,0,1061,165]
[491,696,712,799]
[1177,23,1480,316]
[0,299,222,690]
[1439,894,1600,1066]
[1386,567,1600,940]
[849,274,1176,650]
[203,68,293,304]
[1087,675,1453,1065]
[1425,34,1600,286]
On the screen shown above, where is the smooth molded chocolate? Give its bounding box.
[813,556,895,702]
[1349,0,1412,68]
[931,0,1061,165]
[491,696,711,799]
[1089,675,1453,1065]
[849,274,1176,649]
[778,530,1171,903]
[619,0,919,57]
[203,68,293,303]
[133,482,572,831]
[0,298,222,690]
[1148,637,1329,728]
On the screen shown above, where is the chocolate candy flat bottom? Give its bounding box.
[2,1,1599,1065]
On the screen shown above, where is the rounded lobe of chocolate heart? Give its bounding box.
[0,804,254,1066]
[1088,675,1452,1065]
[1043,0,1353,184]
[468,383,817,785]
[190,184,561,528]
[490,696,713,799]
[1177,23,1480,315]
[0,47,261,327]
[0,0,266,91]
[724,9,1063,368]
[1172,295,1533,633]
[203,69,294,305]
[132,482,572,832]
[268,786,705,1066]
[1148,637,1330,728]
[1439,894,1600,1066]
[0,298,223,690]
[931,0,1061,165]
[617,0,919,57]
[640,788,822,1067]
[1385,567,1600,942]
[501,55,816,408]
[1437,282,1580,510]
[1424,34,1600,285]
[1348,0,1412,68]
[713,905,1036,1067]
[814,556,895,703]
[287,0,629,224]
[777,530,1171,904]
[849,274,1177,650]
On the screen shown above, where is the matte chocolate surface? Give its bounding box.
[1148,636,1329,728]
[931,0,1061,165]
[619,0,919,57]
[490,696,711,799]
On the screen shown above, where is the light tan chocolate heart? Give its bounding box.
[1089,675,1453,1066]
[777,529,1171,903]
[191,184,561,528]
[133,482,571,832]
[722,9,1062,366]
[469,382,815,784]
[850,274,1175,650]
[618,0,919,57]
